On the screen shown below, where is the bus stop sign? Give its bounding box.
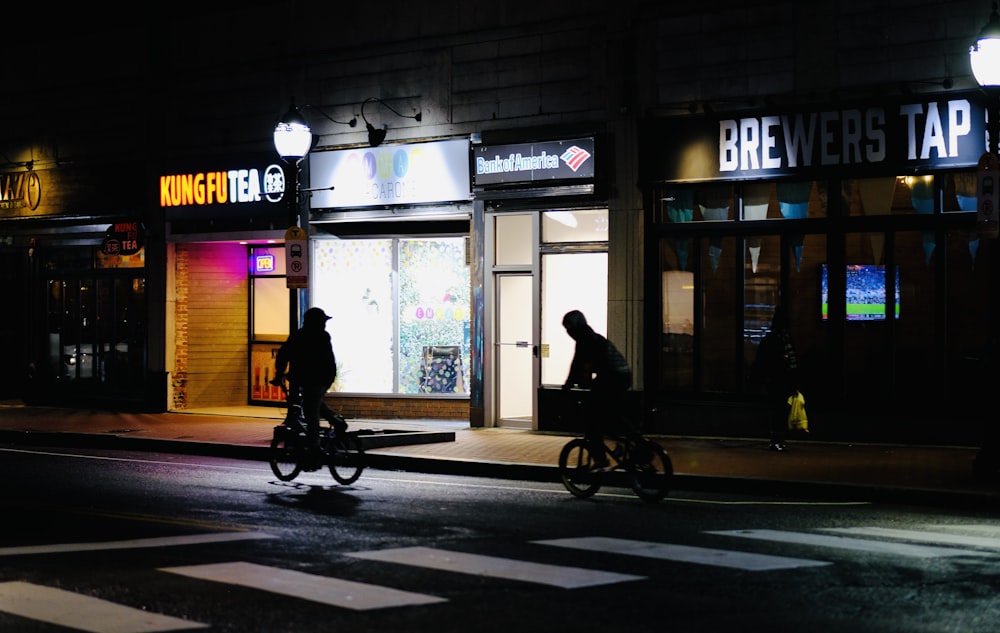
[285,226,308,289]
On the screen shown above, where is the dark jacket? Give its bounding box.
[564,325,632,392]
[756,326,798,397]
[275,324,337,388]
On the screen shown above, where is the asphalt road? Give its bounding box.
[2,445,1000,632]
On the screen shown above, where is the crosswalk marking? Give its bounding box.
[534,536,830,571]
[347,546,643,588]
[159,561,445,611]
[708,529,984,557]
[0,581,207,633]
[0,532,276,557]
[824,527,1000,551]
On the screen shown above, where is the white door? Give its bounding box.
[496,273,534,428]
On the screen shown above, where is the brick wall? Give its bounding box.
[172,243,249,409]
[326,395,469,421]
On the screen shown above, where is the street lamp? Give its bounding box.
[273,102,314,333]
[273,102,313,226]
[972,3,1000,160]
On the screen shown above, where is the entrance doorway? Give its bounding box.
[487,209,609,429]
[495,273,534,427]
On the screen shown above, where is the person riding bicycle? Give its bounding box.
[270,306,347,468]
[561,309,634,470]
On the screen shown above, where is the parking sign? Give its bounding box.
[284,226,309,288]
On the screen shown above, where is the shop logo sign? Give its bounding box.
[560,145,592,172]
[0,171,41,210]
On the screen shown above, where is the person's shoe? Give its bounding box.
[589,461,615,473]
[769,442,786,452]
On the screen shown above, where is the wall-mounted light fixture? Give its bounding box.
[0,150,33,172]
[361,97,422,147]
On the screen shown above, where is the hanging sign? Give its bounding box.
[101,221,145,256]
[284,225,308,289]
[977,151,999,239]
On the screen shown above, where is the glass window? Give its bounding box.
[398,238,471,394]
[742,180,826,221]
[659,238,694,391]
[311,236,470,395]
[495,214,532,265]
[944,171,977,213]
[541,209,609,242]
[700,236,738,393]
[540,252,608,386]
[847,176,937,216]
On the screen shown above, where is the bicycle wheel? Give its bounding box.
[628,439,672,502]
[327,433,365,485]
[558,438,602,498]
[269,428,302,482]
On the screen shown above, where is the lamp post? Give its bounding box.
[972,4,1000,239]
[273,102,313,332]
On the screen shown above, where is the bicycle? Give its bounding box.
[557,393,673,502]
[268,378,366,485]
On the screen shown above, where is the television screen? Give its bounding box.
[820,264,900,321]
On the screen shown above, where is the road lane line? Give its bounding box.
[534,536,830,571]
[709,529,983,557]
[824,526,1000,551]
[347,546,643,588]
[0,581,208,632]
[0,532,276,557]
[160,561,445,610]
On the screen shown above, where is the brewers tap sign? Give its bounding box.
[285,226,309,289]
[978,152,999,239]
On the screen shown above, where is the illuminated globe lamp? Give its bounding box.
[273,103,313,164]
[972,4,1000,156]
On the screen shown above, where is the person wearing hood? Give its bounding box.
[561,309,634,470]
[272,307,347,462]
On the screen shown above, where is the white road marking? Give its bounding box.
[0,581,208,633]
[709,529,984,557]
[534,536,830,571]
[160,561,445,610]
[824,526,1000,551]
[347,546,643,588]
[0,532,276,557]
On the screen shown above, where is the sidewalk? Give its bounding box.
[0,402,997,508]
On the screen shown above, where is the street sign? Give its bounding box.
[284,226,308,289]
[977,151,999,239]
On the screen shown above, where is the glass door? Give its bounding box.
[495,273,534,427]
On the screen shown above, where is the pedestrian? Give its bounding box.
[271,307,346,467]
[755,305,799,452]
[561,310,634,469]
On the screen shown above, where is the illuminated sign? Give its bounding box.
[254,254,276,274]
[309,139,471,209]
[102,221,145,256]
[0,171,41,210]
[474,138,596,185]
[641,92,987,182]
[159,154,287,220]
[160,165,285,207]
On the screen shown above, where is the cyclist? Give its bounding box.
[561,309,634,470]
[271,306,347,468]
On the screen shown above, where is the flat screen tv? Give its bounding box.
[820,264,900,321]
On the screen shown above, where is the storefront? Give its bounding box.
[640,91,994,444]
[0,157,156,409]
[305,138,474,421]
[162,153,291,410]
[472,134,608,430]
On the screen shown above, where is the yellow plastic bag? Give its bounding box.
[787,390,808,432]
